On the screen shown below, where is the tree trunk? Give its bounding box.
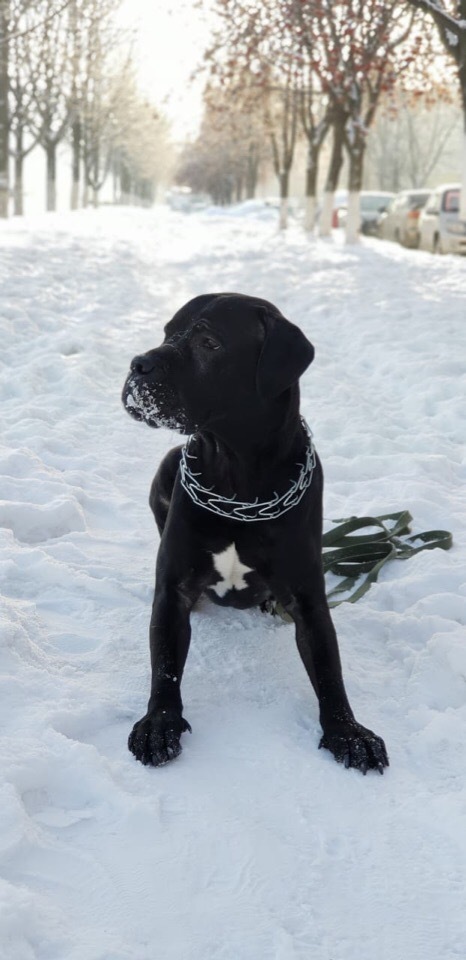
[70,117,81,210]
[319,118,345,237]
[120,162,131,205]
[112,153,120,203]
[245,145,258,198]
[46,143,57,212]
[345,133,365,244]
[0,0,9,219]
[304,144,318,232]
[461,121,466,222]
[458,4,466,217]
[460,79,466,220]
[81,164,90,207]
[14,140,23,216]
[345,191,361,244]
[279,170,289,230]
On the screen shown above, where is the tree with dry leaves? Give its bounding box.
[176,78,270,205]
[292,0,415,241]
[207,0,309,227]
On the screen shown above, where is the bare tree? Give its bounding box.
[66,0,171,211]
[0,0,167,214]
[77,0,129,206]
[21,0,72,210]
[7,0,44,214]
[365,23,458,190]
[68,0,83,208]
[264,62,300,229]
[299,60,332,231]
[366,91,461,191]
[0,0,9,216]
[110,77,172,206]
[405,0,466,217]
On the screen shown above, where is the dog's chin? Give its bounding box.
[122,378,189,433]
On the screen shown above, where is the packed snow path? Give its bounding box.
[1,206,466,960]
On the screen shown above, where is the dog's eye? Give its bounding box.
[202,337,220,351]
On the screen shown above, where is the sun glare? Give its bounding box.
[118,0,213,138]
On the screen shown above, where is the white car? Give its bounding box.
[418,184,466,255]
[377,190,430,248]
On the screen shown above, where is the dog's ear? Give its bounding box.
[256,308,315,399]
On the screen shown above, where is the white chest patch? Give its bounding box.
[210,543,254,598]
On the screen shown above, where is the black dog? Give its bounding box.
[122,293,388,774]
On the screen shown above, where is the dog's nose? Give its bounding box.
[130,353,156,375]
[130,346,172,377]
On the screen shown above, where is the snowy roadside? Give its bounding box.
[1,205,466,960]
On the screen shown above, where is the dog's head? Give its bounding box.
[122,293,314,434]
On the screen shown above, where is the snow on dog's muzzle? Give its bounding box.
[122,366,188,433]
[122,376,161,423]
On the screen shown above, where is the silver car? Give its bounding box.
[377,189,430,248]
[418,184,466,255]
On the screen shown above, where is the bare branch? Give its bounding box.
[1,0,76,45]
[405,0,463,42]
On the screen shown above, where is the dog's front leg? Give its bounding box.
[128,584,195,766]
[289,591,389,774]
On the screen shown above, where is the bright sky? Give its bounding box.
[119,0,215,141]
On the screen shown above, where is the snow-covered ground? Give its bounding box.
[1,205,465,960]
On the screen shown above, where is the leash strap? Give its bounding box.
[274,511,452,620]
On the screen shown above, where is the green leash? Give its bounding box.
[273,511,453,622]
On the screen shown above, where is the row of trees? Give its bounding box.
[178,87,461,210]
[0,0,171,217]
[179,0,466,238]
[177,86,269,206]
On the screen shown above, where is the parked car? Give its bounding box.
[376,189,430,247]
[166,187,209,212]
[418,184,466,255]
[337,191,395,235]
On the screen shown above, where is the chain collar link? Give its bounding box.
[179,418,315,522]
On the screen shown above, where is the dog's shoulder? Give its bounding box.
[149,445,183,515]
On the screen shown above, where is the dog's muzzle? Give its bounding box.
[122,349,187,432]
[122,374,160,422]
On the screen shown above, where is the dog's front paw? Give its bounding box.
[319,722,389,775]
[128,708,192,766]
